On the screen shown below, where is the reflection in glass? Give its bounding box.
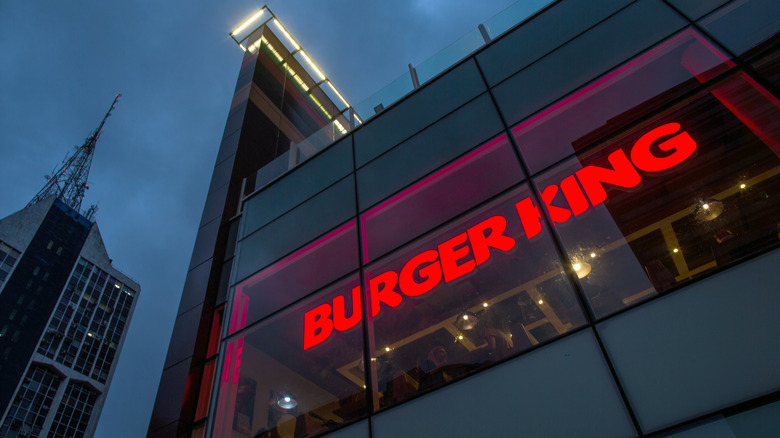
[532,71,780,318]
[230,220,358,334]
[512,29,733,174]
[364,185,587,409]
[360,135,523,263]
[214,276,366,438]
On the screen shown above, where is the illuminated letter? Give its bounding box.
[304,303,333,350]
[333,286,362,331]
[438,232,475,283]
[631,122,697,172]
[515,197,543,239]
[467,216,516,265]
[576,149,641,206]
[399,250,442,297]
[560,175,589,216]
[369,271,402,317]
[540,184,572,223]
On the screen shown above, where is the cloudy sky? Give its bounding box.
[0,0,544,436]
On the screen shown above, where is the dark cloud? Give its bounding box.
[0,0,521,436]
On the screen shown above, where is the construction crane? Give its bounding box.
[27,94,121,221]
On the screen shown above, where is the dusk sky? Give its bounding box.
[0,0,541,436]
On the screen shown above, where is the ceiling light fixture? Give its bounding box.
[572,261,592,279]
[277,392,298,409]
[694,199,723,221]
[455,311,478,331]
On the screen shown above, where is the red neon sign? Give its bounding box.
[303,122,696,349]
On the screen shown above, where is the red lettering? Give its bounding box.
[631,122,697,172]
[515,197,543,239]
[576,149,642,206]
[438,233,476,282]
[303,304,333,350]
[399,250,442,297]
[333,286,362,331]
[540,184,572,223]
[369,271,402,317]
[302,122,701,351]
[560,175,589,216]
[467,216,516,265]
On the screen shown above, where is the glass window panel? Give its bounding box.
[364,184,587,409]
[748,34,780,88]
[207,307,224,358]
[667,0,730,21]
[513,29,733,174]
[492,0,687,127]
[360,135,523,263]
[533,71,780,318]
[699,0,780,56]
[478,0,625,86]
[213,276,367,438]
[195,360,216,421]
[230,221,358,334]
[353,60,486,167]
[356,93,504,211]
[236,175,356,282]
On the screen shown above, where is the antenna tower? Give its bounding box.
[27,94,121,220]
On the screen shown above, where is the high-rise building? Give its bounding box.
[0,99,139,438]
[150,1,780,437]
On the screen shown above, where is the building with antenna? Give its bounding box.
[0,96,139,438]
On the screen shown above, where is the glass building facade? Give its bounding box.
[149,0,780,437]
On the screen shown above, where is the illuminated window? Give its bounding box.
[517,29,780,318]
[363,184,587,408]
[213,276,366,438]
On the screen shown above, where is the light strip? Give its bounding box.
[231,8,266,36]
[238,43,247,52]
[326,81,349,108]
[272,18,300,51]
[299,51,325,81]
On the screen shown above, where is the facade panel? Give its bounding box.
[353,59,487,167]
[598,248,780,433]
[698,0,780,55]
[492,0,687,127]
[371,329,636,438]
[356,93,505,211]
[476,0,631,86]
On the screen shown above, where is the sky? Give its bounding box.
[0,0,530,436]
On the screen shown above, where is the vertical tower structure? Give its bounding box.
[0,98,139,438]
[147,7,353,437]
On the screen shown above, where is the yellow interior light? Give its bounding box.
[231,8,266,36]
[238,43,248,52]
[272,19,300,51]
[327,81,350,108]
[333,119,347,135]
